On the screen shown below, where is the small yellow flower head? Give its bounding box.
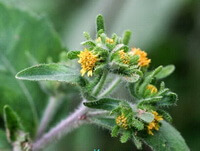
[152,111,163,122]
[116,114,128,129]
[96,37,101,43]
[147,111,163,135]
[131,48,151,67]
[146,84,158,94]
[118,50,130,64]
[106,38,114,44]
[78,48,98,77]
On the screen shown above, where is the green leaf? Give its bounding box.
[157,92,177,107]
[0,2,62,134]
[96,14,105,33]
[16,64,81,84]
[120,131,132,143]
[81,40,96,47]
[83,32,91,40]
[3,105,24,142]
[138,66,163,96]
[90,117,115,130]
[132,118,144,131]
[138,96,163,106]
[157,109,172,122]
[0,129,10,149]
[83,98,122,111]
[67,51,80,60]
[137,112,154,123]
[122,30,131,45]
[111,125,119,137]
[132,134,142,150]
[143,121,190,151]
[155,65,175,79]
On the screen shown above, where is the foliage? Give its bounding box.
[0,2,189,151]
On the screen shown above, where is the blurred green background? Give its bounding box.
[0,0,200,150]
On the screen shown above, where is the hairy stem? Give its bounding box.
[93,70,108,96]
[98,77,121,98]
[33,72,119,150]
[36,95,64,139]
[32,103,88,151]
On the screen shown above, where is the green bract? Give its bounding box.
[12,14,190,151]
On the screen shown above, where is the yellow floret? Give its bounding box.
[146,84,158,94]
[118,50,130,64]
[147,111,163,135]
[131,48,151,67]
[78,48,98,77]
[106,38,114,44]
[116,114,128,129]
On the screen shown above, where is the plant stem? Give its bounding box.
[32,103,88,151]
[93,70,108,96]
[33,72,120,150]
[98,77,121,98]
[36,95,64,139]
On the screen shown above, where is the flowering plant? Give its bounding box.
[2,13,189,151]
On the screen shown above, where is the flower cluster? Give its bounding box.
[116,114,128,129]
[68,14,177,149]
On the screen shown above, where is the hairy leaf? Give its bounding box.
[81,40,96,47]
[120,131,132,143]
[143,121,189,151]
[3,105,24,142]
[83,98,122,111]
[122,30,131,45]
[155,65,175,79]
[157,92,177,107]
[0,1,62,134]
[67,51,80,60]
[137,112,154,123]
[90,117,115,130]
[16,64,81,84]
[138,66,163,96]
[96,14,105,33]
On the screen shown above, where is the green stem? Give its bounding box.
[98,77,121,98]
[93,70,108,96]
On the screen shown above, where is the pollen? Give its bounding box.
[116,114,128,129]
[146,84,158,94]
[131,48,151,67]
[147,111,163,135]
[118,50,130,64]
[106,38,114,44]
[78,48,98,77]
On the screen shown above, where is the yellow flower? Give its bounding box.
[96,37,101,43]
[146,84,158,94]
[78,48,98,77]
[118,50,130,64]
[116,114,128,129]
[152,111,163,122]
[131,48,151,67]
[147,111,163,135]
[106,38,114,44]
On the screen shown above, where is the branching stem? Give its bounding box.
[36,95,64,139]
[33,72,121,151]
[98,77,121,98]
[32,103,88,151]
